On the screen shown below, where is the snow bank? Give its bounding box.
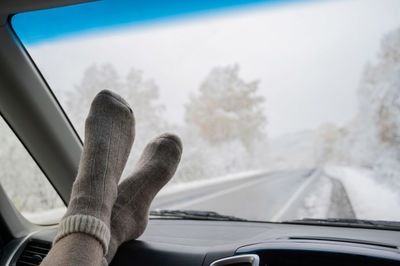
[324,166,400,221]
[296,176,332,219]
[158,169,269,196]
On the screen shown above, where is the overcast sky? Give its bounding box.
[27,0,400,137]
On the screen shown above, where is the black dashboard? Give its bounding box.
[1,219,400,266]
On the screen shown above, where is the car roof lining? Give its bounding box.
[0,0,97,25]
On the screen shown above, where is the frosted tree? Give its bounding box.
[375,30,400,147]
[62,63,166,176]
[63,64,165,136]
[358,27,400,187]
[313,123,340,165]
[64,64,122,135]
[184,64,267,151]
[0,117,64,213]
[332,27,400,187]
[356,28,400,153]
[124,68,166,137]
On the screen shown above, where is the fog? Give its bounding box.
[27,0,400,137]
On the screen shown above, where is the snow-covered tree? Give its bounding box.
[313,123,340,165]
[348,26,400,172]
[357,28,400,148]
[184,64,267,151]
[64,64,122,134]
[63,64,165,137]
[0,117,64,213]
[61,63,167,176]
[327,27,400,188]
[357,27,400,187]
[124,68,166,137]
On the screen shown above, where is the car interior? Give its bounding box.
[0,0,400,266]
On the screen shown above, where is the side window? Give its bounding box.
[0,115,66,224]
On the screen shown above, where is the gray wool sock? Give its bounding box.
[104,133,182,264]
[54,90,135,255]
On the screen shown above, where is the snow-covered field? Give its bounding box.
[324,166,400,221]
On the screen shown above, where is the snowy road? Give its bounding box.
[151,168,317,221]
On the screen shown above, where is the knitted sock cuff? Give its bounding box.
[54,214,111,254]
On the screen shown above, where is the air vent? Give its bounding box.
[16,239,51,266]
[210,254,259,266]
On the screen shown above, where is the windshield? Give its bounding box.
[11,0,400,225]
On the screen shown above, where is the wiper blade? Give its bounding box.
[284,218,400,229]
[150,209,248,221]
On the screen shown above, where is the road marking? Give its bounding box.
[160,177,269,210]
[270,169,320,222]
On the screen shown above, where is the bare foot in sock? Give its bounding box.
[54,90,135,254]
[104,133,182,264]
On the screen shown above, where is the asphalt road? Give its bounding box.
[151,168,317,221]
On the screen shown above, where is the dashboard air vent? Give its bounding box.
[210,254,259,266]
[16,239,51,266]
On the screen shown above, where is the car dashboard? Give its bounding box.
[1,219,400,266]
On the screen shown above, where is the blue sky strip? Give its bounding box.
[11,0,310,45]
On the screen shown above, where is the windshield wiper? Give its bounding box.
[284,218,400,230]
[150,209,248,221]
